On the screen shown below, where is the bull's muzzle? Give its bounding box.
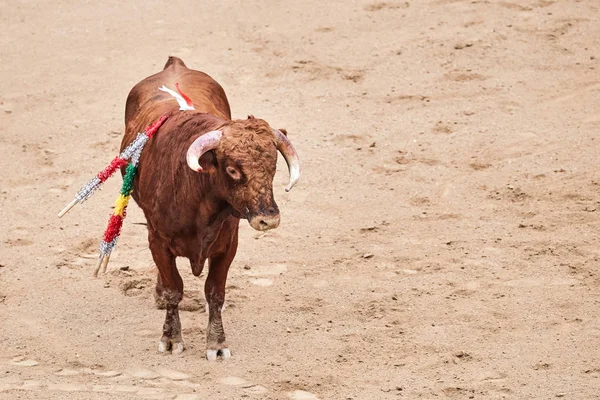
[249,213,281,231]
[247,204,280,231]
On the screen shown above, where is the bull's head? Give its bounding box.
[185,117,300,231]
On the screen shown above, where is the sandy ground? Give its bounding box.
[1,0,600,398]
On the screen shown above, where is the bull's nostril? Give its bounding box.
[249,215,280,231]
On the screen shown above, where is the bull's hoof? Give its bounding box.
[206,348,231,361]
[158,336,184,355]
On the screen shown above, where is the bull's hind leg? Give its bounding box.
[149,236,184,355]
[205,240,237,361]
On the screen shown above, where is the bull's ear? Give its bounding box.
[186,130,223,172]
[278,128,288,136]
[198,151,218,173]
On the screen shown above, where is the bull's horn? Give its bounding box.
[273,129,300,192]
[186,130,223,172]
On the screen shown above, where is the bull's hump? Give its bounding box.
[164,56,187,70]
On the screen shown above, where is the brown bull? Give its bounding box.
[121,56,300,360]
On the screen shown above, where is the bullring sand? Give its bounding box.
[1,0,600,398]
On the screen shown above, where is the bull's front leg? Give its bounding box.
[149,236,184,355]
[205,242,237,361]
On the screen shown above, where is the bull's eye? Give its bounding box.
[226,166,241,181]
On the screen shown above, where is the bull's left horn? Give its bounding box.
[273,129,300,192]
[186,130,223,172]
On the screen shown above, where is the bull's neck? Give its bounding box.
[195,190,236,228]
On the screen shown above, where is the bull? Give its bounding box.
[121,56,300,360]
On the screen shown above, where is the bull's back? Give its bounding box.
[123,57,231,147]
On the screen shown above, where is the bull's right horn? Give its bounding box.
[186,130,223,172]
